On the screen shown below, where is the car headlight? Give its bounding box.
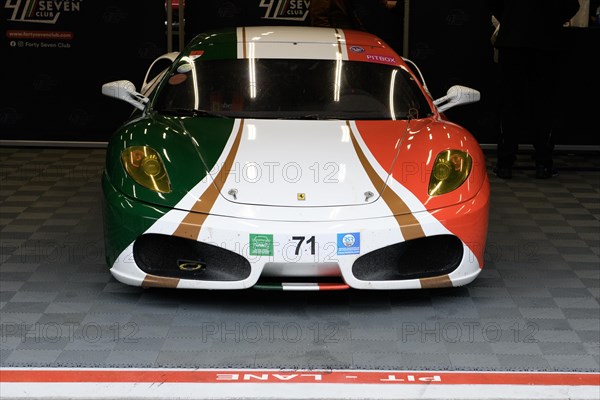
[121,146,171,193]
[428,150,472,196]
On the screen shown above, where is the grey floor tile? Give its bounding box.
[555,297,599,309]
[496,354,551,370]
[0,148,598,372]
[512,297,558,308]
[113,337,166,351]
[4,349,61,366]
[443,341,495,355]
[80,313,134,326]
[400,353,452,370]
[491,341,543,355]
[520,307,566,319]
[449,353,502,369]
[539,342,589,356]
[45,302,93,314]
[545,355,599,371]
[11,290,58,303]
[535,330,584,343]
[104,350,159,367]
[0,336,25,351]
[16,337,72,351]
[569,319,600,331]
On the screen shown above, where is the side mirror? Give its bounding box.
[102,80,149,111]
[433,85,480,113]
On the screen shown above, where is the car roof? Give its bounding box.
[189,26,387,48]
[186,26,403,66]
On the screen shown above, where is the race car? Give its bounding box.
[101,26,489,291]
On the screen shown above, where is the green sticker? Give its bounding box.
[249,234,274,256]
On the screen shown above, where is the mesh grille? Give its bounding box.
[352,235,463,281]
[133,233,251,281]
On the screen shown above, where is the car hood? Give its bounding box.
[181,119,409,208]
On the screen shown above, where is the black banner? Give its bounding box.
[1,0,166,142]
[185,0,311,38]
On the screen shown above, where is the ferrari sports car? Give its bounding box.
[101,26,489,291]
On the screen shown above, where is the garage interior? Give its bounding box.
[1,0,599,398]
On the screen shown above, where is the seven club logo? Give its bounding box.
[5,0,82,24]
[259,0,309,22]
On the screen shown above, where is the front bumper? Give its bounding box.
[103,175,489,290]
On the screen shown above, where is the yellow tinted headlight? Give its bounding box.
[428,150,472,196]
[121,146,171,193]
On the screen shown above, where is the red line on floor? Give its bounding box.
[1,369,599,386]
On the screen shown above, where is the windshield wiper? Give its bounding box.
[297,113,343,120]
[154,108,228,118]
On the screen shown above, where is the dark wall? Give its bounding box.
[408,0,499,145]
[408,0,600,147]
[554,27,600,146]
[1,0,166,142]
[1,0,598,147]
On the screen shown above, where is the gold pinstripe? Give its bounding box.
[420,275,453,288]
[334,28,343,55]
[346,121,425,241]
[142,274,179,288]
[171,120,245,240]
[242,27,247,59]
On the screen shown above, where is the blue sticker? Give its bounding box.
[337,232,360,255]
[350,46,365,53]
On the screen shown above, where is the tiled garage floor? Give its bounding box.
[1,146,598,372]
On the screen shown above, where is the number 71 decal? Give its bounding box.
[291,236,316,255]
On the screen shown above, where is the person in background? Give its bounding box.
[591,0,600,25]
[489,0,580,179]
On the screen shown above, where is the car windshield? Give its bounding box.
[152,58,433,120]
